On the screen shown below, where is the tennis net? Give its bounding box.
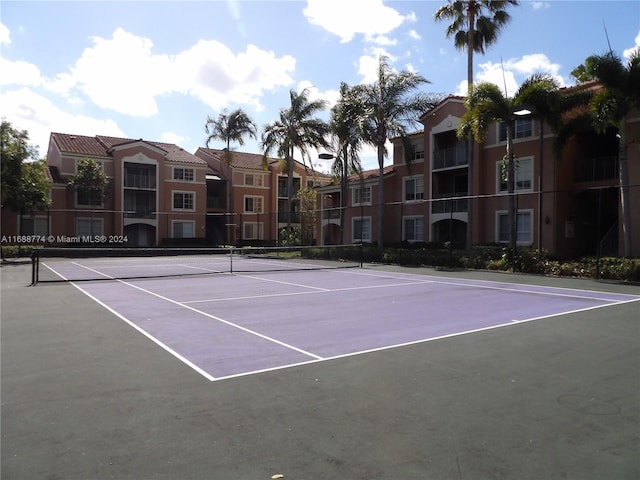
[31,244,363,284]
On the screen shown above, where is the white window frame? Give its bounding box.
[172,220,195,238]
[411,142,425,161]
[19,215,49,236]
[172,191,195,211]
[496,157,534,194]
[498,118,534,142]
[495,209,533,245]
[243,222,264,240]
[403,175,424,202]
[352,216,372,243]
[352,185,371,206]
[244,195,264,213]
[173,167,195,182]
[403,216,424,243]
[244,173,263,187]
[76,218,103,237]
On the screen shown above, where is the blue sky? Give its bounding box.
[1,0,639,171]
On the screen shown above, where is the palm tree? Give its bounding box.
[458,76,560,267]
[329,82,366,244]
[357,56,437,248]
[582,49,640,257]
[261,89,330,235]
[435,0,520,249]
[205,108,257,164]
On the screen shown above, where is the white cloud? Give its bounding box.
[458,54,565,97]
[160,131,186,145]
[408,30,421,41]
[296,80,340,109]
[623,31,640,59]
[0,56,42,87]
[303,0,413,43]
[0,88,125,156]
[532,2,551,10]
[0,22,10,44]
[357,48,394,84]
[371,35,397,47]
[48,28,296,117]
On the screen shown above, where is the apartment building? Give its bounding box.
[319,92,640,259]
[195,147,330,245]
[2,133,209,246]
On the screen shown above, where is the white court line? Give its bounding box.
[210,296,640,382]
[43,263,216,381]
[43,261,324,381]
[337,268,640,302]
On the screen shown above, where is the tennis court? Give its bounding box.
[2,256,639,479]
[36,253,639,382]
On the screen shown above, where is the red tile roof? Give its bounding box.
[50,133,207,166]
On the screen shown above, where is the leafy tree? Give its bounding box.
[458,76,561,265]
[205,108,258,165]
[435,0,520,249]
[329,82,366,244]
[69,157,110,208]
[261,88,330,233]
[356,56,437,247]
[581,49,640,257]
[296,186,318,245]
[1,121,51,217]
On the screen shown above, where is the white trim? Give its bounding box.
[243,195,264,213]
[403,174,424,203]
[352,216,372,243]
[402,215,424,243]
[171,190,195,211]
[76,217,104,237]
[495,209,534,245]
[172,166,195,182]
[496,156,534,194]
[352,185,372,206]
[171,220,195,238]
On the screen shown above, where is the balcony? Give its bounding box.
[431,193,468,214]
[124,173,156,189]
[124,210,156,220]
[278,211,301,223]
[323,208,342,220]
[575,155,618,182]
[433,143,468,170]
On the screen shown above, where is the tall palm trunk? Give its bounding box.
[377,137,385,248]
[465,6,476,251]
[340,143,348,245]
[286,147,294,234]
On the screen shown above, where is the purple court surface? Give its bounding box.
[42,262,640,382]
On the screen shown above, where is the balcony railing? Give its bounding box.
[124,210,156,219]
[124,173,156,189]
[323,208,342,220]
[431,193,469,214]
[433,144,468,170]
[575,156,618,182]
[278,212,301,223]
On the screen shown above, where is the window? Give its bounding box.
[76,188,104,208]
[20,216,48,236]
[411,142,424,160]
[244,196,263,213]
[173,221,194,238]
[403,217,424,242]
[404,176,424,202]
[499,118,533,142]
[173,167,194,182]
[173,192,194,210]
[496,210,533,244]
[243,222,264,240]
[497,157,533,193]
[353,186,371,205]
[244,173,263,187]
[353,217,371,243]
[76,218,103,237]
